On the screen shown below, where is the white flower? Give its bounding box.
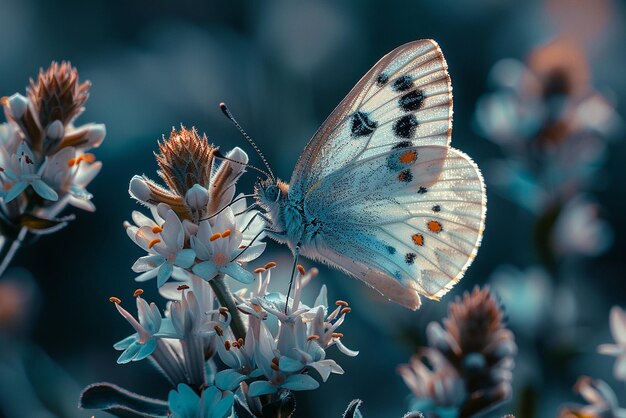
[191,207,265,284]
[598,306,626,381]
[112,295,164,364]
[129,208,195,287]
[42,146,102,212]
[168,383,234,418]
[0,142,58,203]
[560,376,626,418]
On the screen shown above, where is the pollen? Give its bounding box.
[214,325,224,336]
[108,296,121,304]
[133,289,144,297]
[81,153,96,163]
[297,264,306,275]
[147,238,161,249]
[67,158,77,167]
[221,229,231,238]
[152,226,163,234]
[399,150,417,164]
[332,332,344,338]
[335,300,349,307]
[264,261,277,269]
[254,268,266,274]
[307,335,320,341]
[209,233,221,241]
[224,340,231,351]
[412,233,424,246]
[427,220,443,233]
[238,338,244,347]
[177,284,190,291]
[341,307,352,315]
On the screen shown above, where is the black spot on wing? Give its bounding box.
[418,187,427,194]
[393,115,419,138]
[432,205,441,212]
[376,72,389,86]
[386,245,396,255]
[398,169,413,183]
[392,141,412,150]
[399,90,425,112]
[405,253,417,265]
[392,75,414,92]
[351,111,378,137]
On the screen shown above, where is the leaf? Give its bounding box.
[342,399,363,418]
[79,383,169,418]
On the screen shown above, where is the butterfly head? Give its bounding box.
[255,177,289,209]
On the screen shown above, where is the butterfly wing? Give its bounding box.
[301,145,485,310]
[289,39,453,197]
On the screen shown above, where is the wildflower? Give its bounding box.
[400,287,516,417]
[111,295,163,364]
[598,306,626,381]
[168,383,234,418]
[129,208,195,287]
[0,142,58,203]
[191,207,265,284]
[558,376,626,418]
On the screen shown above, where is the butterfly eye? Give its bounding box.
[265,185,280,203]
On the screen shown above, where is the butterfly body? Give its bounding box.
[255,40,486,310]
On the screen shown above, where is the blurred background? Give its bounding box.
[0,0,625,416]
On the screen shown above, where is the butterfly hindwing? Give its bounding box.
[303,146,485,309]
[290,39,453,197]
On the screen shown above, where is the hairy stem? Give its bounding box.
[209,274,246,341]
[0,227,27,278]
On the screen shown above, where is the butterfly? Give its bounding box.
[254,39,486,310]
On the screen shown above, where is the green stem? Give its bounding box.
[0,227,27,278]
[209,274,246,341]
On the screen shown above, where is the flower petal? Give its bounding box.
[610,306,626,345]
[215,369,248,391]
[210,391,234,418]
[157,263,174,287]
[193,261,219,281]
[248,381,277,397]
[282,374,319,391]
[132,255,164,272]
[4,181,28,203]
[175,249,196,269]
[221,262,254,284]
[31,179,59,201]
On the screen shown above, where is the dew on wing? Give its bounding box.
[405,252,417,265]
[393,114,419,138]
[427,220,443,234]
[351,111,378,137]
[411,233,424,246]
[398,90,425,112]
[398,169,413,183]
[392,75,414,92]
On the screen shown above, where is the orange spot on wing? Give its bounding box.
[399,150,417,164]
[412,233,424,246]
[427,220,443,234]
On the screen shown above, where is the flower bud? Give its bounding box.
[46,120,65,140]
[184,184,209,212]
[129,175,152,203]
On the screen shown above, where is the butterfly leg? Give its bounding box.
[284,244,301,314]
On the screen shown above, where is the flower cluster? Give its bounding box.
[81,128,357,418]
[398,287,516,418]
[0,62,105,235]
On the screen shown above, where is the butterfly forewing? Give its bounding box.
[291,39,453,196]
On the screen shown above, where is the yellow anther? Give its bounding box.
[152,226,163,234]
[296,264,306,275]
[332,332,344,338]
[254,268,266,274]
[133,289,144,297]
[210,233,221,242]
[148,238,161,249]
[264,262,277,269]
[341,307,352,315]
[221,229,231,238]
[109,296,121,304]
[177,284,190,291]
[335,300,349,307]
[307,335,320,341]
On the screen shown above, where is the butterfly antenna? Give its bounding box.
[219,102,276,181]
[213,152,273,179]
